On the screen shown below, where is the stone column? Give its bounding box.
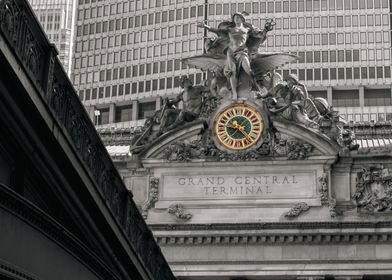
[132,100,139,120]
[359,86,364,108]
[156,97,162,111]
[327,87,333,105]
[109,103,116,123]
[390,87,392,101]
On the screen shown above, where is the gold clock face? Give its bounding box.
[214,104,264,151]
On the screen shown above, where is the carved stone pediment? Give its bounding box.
[141,118,339,161]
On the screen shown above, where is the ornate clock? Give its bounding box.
[214,103,265,151]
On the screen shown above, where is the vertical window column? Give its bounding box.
[359,86,365,108]
[327,87,333,105]
[156,97,162,111]
[132,100,139,121]
[109,103,116,124]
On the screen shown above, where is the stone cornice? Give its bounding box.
[156,231,392,246]
[0,184,119,280]
[151,222,392,246]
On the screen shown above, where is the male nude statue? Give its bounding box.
[158,76,209,133]
[197,13,264,99]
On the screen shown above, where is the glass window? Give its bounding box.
[115,104,132,122]
[338,68,345,79]
[291,0,297,11]
[346,68,353,79]
[330,50,336,62]
[337,33,344,44]
[306,69,313,80]
[361,67,368,79]
[298,17,305,28]
[329,0,335,9]
[138,102,156,119]
[353,32,359,43]
[322,16,328,27]
[329,33,336,44]
[314,17,320,28]
[332,90,359,107]
[306,0,312,10]
[298,0,304,11]
[314,51,321,62]
[306,51,313,63]
[360,15,366,26]
[283,1,289,12]
[306,34,312,45]
[322,51,328,62]
[260,2,266,13]
[368,15,374,26]
[306,17,312,28]
[345,33,351,44]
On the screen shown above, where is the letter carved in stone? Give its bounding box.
[141,177,159,219]
[353,166,392,212]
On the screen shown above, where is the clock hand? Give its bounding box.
[238,126,253,142]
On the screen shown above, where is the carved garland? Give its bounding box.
[141,177,159,219]
[318,173,337,218]
[161,138,314,162]
[284,202,310,218]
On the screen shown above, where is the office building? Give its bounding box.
[29,0,77,75]
[72,0,392,128]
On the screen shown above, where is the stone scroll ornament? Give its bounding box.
[353,166,392,212]
[141,177,159,219]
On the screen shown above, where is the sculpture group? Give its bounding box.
[131,13,358,152]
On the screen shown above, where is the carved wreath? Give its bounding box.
[353,166,392,212]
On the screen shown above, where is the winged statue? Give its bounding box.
[186,13,298,99]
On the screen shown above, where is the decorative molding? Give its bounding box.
[284,202,310,218]
[353,166,392,212]
[167,204,192,220]
[150,221,392,231]
[0,0,45,88]
[0,259,40,280]
[142,177,159,219]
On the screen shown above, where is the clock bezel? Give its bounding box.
[211,100,269,153]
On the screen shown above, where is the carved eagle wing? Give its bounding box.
[182,54,226,73]
[251,52,299,76]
